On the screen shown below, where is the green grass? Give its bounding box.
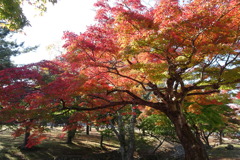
[208,144,240,159]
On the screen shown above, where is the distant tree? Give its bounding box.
[107,106,137,160]
[0,0,58,29]
[0,27,36,70]
[0,61,62,148]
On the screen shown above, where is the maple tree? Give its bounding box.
[185,93,234,147]
[60,0,240,159]
[0,63,46,148]
[0,60,80,148]
[0,0,239,159]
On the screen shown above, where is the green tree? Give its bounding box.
[185,93,239,146]
[138,114,178,153]
[0,0,58,30]
[186,104,229,147]
[0,27,36,70]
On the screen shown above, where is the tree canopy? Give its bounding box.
[0,0,58,29]
[0,27,37,70]
[61,0,239,159]
[0,0,239,159]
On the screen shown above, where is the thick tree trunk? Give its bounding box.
[167,110,209,160]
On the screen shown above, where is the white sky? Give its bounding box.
[11,0,97,65]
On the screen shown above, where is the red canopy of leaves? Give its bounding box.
[0,0,239,148]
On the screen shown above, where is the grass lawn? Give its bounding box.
[208,144,240,160]
[0,127,240,160]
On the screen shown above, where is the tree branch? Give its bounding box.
[187,90,220,96]
[65,101,133,111]
[108,69,147,90]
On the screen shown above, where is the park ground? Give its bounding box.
[0,127,240,160]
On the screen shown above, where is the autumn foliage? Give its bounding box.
[0,0,239,159]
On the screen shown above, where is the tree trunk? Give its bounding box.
[142,128,146,136]
[167,110,209,160]
[100,134,104,149]
[219,130,224,145]
[109,110,136,160]
[23,127,30,148]
[67,128,76,144]
[204,135,210,148]
[127,106,136,160]
[86,125,90,135]
[117,113,128,160]
[201,131,213,148]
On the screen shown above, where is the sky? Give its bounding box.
[11,0,97,65]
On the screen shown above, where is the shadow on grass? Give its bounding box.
[208,144,240,160]
[1,131,240,160]
[0,133,120,160]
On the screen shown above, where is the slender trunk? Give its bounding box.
[86,125,90,135]
[142,128,145,136]
[219,130,224,145]
[167,110,209,160]
[23,127,30,148]
[67,128,76,144]
[202,131,213,148]
[204,135,211,148]
[50,122,54,129]
[109,110,136,160]
[109,113,127,160]
[100,134,104,149]
[23,119,33,148]
[118,113,127,160]
[152,139,165,154]
[127,106,136,160]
